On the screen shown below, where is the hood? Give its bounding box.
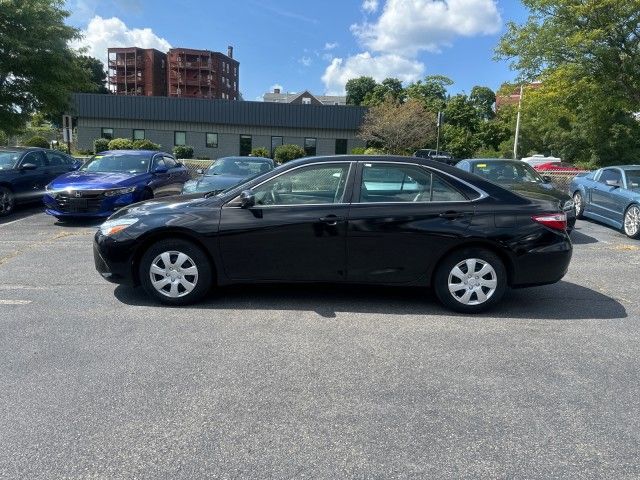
[50,171,144,190]
[502,181,570,205]
[109,194,209,220]
[189,174,246,193]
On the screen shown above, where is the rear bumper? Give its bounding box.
[510,238,572,287]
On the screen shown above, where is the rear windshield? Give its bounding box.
[81,154,151,174]
[208,157,272,177]
[0,151,20,170]
[472,161,543,184]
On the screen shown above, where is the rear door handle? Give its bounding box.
[319,215,345,225]
[438,211,465,220]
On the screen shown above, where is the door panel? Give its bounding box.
[592,169,624,220]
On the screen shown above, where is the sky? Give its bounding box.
[65,0,529,101]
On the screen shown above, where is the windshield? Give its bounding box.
[625,170,640,192]
[206,161,287,198]
[80,153,151,174]
[0,151,20,171]
[207,157,271,177]
[472,161,544,184]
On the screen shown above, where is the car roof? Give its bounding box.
[0,146,42,152]
[96,150,167,156]
[462,158,517,163]
[612,165,640,170]
[219,156,273,162]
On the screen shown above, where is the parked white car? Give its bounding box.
[521,154,562,167]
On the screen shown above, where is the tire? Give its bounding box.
[623,204,640,239]
[573,191,585,219]
[0,186,15,217]
[140,188,154,201]
[139,239,212,305]
[434,248,507,313]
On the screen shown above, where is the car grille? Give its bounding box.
[55,191,104,213]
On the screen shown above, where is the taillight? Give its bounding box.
[532,213,567,231]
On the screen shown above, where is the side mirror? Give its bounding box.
[153,166,169,174]
[605,179,621,188]
[20,163,37,170]
[196,168,205,175]
[239,189,255,208]
[542,175,552,183]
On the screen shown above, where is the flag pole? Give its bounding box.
[513,85,524,159]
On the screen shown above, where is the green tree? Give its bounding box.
[24,135,49,148]
[469,86,496,120]
[0,0,92,134]
[94,138,109,154]
[76,55,109,94]
[108,138,133,150]
[363,78,405,106]
[358,98,437,155]
[274,144,305,163]
[345,76,377,106]
[173,145,194,159]
[405,75,453,112]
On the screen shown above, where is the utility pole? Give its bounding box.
[513,84,524,160]
[435,111,443,155]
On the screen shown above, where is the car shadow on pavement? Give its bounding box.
[114,280,626,321]
[54,218,103,228]
[570,229,598,245]
[0,204,43,225]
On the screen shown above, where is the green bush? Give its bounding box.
[251,147,270,158]
[132,139,160,150]
[351,147,366,154]
[24,135,50,148]
[53,143,70,153]
[274,144,306,163]
[364,147,385,155]
[107,138,134,150]
[173,145,194,159]
[0,130,7,146]
[94,138,109,154]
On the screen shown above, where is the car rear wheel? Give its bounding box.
[623,205,640,239]
[434,248,507,313]
[139,239,212,305]
[0,186,15,217]
[573,191,584,219]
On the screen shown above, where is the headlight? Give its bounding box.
[99,218,138,236]
[45,184,52,192]
[104,186,136,197]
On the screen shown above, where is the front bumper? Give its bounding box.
[44,191,138,218]
[93,231,138,285]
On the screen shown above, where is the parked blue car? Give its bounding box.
[569,165,640,238]
[43,150,190,219]
[182,156,274,195]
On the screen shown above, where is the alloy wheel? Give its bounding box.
[447,258,498,306]
[624,205,640,238]
[573,192,582,216]
[149,251,199,298]
[0,188,14,215]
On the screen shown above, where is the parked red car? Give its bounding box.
[534,162,583,173]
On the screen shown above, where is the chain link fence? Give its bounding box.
[541,171,586,193]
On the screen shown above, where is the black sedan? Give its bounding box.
[94,155,572,313]
[0,147,81,216]
[455,158,576,231]
[182,156,274,195]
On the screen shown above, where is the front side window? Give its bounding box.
[304,138,317,156]
[253,163,350,206]
[45,151,67,166]
[133,129,145,141]
[152,157,166,171]
[206,133,218,148]
[101,128,114,140]
[163,156,177,169]
[21,152,46,168]
[81,153,150,173]
[359,163,466,203]
[599,168,622,185]
[0,151,21,170]
[174,131,186,146]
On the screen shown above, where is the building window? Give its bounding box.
[206,133,218,148]
[133,129,145,141]
[271,136,283,157]
[239,135,252,156]
[101,128,114,140]
[335,138,348,155]
[302,97,311,105]
[174,131,186,146]
[304,138,317,156]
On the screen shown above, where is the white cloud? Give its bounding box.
[299,55,312,67]
[362,0,379,13]
[324,42,339,50]
[322,52,424,95]
[322,52,334,61]
[72,16,172,67]
[352,0,502,56]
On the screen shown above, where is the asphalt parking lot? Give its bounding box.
[1,206,639,479]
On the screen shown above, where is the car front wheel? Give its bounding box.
[434,248,507,313]
[139,239,212,305]
[623,205,640,239]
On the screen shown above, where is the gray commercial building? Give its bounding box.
[70,93,366,158]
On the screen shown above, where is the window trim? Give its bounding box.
[174,131,186,146]
[206,132,218,148]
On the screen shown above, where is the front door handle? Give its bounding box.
[438,211,465,220]
[319,215,345,225]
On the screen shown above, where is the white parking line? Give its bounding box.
[0,217,29,228]
[0,299,32,305]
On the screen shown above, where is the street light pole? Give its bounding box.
[436,111,442,155]
[513,84,524,160]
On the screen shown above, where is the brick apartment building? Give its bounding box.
[107,46,238,100]
[495,81,542,110]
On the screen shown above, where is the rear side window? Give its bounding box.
[359,163,467,203]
